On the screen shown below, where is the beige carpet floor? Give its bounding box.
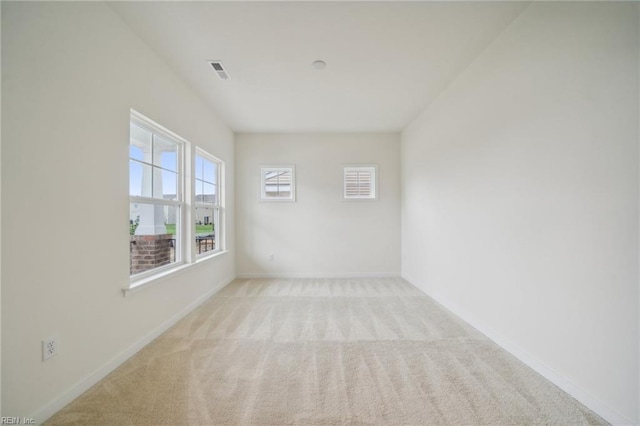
[46,278,606,425]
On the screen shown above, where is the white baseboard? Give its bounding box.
[235,272,400,279]
[401,273,635,426]
[32,275,235,425]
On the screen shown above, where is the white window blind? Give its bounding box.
[344,166,377,199]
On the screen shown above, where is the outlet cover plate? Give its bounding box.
[43,337,59,361]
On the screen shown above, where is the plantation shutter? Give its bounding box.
[343,166,377,199]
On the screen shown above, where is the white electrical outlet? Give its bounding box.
[269,254,274,261]
[43,336,59,361]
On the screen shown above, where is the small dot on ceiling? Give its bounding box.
[312,60,327,70]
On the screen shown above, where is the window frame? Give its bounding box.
[129,112,187,283]
[194,148,224,259]
[127,111,228,293]
[259,165,296,202]
[343,165,378,201]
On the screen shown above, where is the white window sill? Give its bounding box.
[195,249,226,264]
[342,197,378,201]
[122,250,230,297]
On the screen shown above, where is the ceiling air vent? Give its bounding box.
[208,61,230,80]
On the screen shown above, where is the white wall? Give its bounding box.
[0,2,3,415]
[1,2,235,420]
[236,133,400,278]
[401,2,638,424]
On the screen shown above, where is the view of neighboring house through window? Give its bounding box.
[195,150,222,256]
[129,114,184,278]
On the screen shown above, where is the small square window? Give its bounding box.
[260,166,295,202]
[344,165,377,200]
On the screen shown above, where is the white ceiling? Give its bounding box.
[110,2,529,133]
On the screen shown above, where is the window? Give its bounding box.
[129,113,184,278]
[128,111,227,288]
[195,150,222,257]
[260,166,295,201]
[343,165,377,200]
